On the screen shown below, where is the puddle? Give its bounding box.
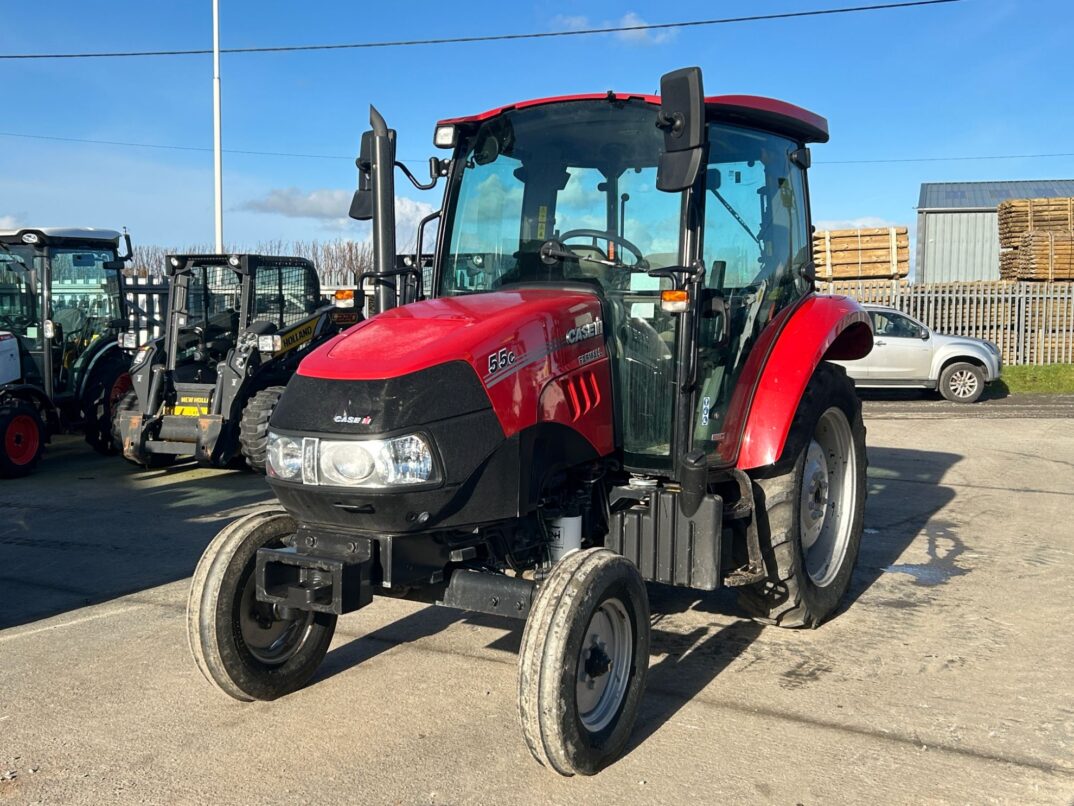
[882,563,956,586]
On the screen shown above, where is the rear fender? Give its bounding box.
[735,295,872,471]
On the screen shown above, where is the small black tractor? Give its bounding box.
[116,253,351,471]
[0,226,139,477]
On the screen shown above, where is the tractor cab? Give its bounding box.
[430,88,823,473]
[0,227,131,403]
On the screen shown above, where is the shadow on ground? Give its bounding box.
[0,438,271,630]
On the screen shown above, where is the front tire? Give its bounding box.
[239,387,285,473]
[739,363,867,628]
[940,361,984,403]
[518,548,650,776]
[187,507,337,701]
[0,401,45,478]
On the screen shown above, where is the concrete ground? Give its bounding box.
[1,396,1072,805]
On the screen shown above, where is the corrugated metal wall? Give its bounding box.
[917,210,999,283]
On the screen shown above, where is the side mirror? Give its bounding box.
[656,66,707,192]
[920,329,930,341]
[349,131,376,221]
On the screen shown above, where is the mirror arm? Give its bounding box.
[395,160,439,191]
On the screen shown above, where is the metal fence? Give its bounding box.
[122,276,170,345]
[820,279,1074,366]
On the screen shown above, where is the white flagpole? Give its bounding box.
[212,0,224,253]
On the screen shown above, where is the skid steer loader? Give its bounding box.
[116,253,350,471]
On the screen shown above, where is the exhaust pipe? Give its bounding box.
[369,105,398,314]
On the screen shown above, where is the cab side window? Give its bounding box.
[254,265,319,329]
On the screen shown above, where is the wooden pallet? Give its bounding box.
[812,226,910,280]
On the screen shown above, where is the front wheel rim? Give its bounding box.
[799,408,857,588]
[950,370,979,398]
[237,573,315,665]
[5,415,40,465]
[576,597,633,733]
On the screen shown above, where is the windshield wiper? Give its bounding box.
[712,189,761,246]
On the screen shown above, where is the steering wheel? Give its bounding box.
[558,229,647,268]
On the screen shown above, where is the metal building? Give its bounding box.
[916,179,1074,283]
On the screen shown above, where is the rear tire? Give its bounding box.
[518,548,650,776]
[0,401,45,478]
[939,361,984,403]
[187,507,337,701]
[239,387,285,474]
[738,363,867,628]
[112,389,176,469]
[86,370,131,455]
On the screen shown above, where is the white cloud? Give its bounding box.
[241,187,351,223]
[613,12,676,46]
[0,215,20,229]
[813,216,903,231]
[552,14,589,31]
[551,11,675,46]
[240,188,434,246]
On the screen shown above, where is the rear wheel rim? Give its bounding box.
[576,597,633,733]
[237,573,315,665]
[799,408,857,588]
[949,369,978,398]
[5,414,40,465]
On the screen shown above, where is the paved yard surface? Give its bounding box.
[1,398,1072,804]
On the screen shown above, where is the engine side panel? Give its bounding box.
[731,295,873,470]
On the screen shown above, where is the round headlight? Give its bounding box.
[319,441,375,485]
[266,433,303,480]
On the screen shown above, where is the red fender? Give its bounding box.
[732,295,872,471]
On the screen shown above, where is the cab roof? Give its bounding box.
[0,227,122,244]
[437,93,829,144]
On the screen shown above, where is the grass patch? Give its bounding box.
[1001,364,1074,394]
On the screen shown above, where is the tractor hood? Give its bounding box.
[280,287,610,443]
[298,288,605,385]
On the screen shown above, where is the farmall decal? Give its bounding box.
[566,318,603,345]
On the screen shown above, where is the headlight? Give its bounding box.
[318,434,436,487]
[258,334,282,353]
[119,332,138,349]
[267,432,437,487]
[266,433,303,480]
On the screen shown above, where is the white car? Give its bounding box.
[834,305,1002,403]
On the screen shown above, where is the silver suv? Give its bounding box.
[833,305,1002,403]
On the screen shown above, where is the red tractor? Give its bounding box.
[187,67,872,775]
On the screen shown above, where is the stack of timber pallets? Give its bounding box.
[997,197,1074,280]
[812,226,909,281]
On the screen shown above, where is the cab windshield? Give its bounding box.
[48,247,120,345]
[440,99,680,296]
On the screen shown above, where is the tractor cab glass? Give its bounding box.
[170,263,243,373]
[0,239,122,396]
[438,99,810,470]
[0,247,40,348]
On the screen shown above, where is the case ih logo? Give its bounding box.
[334,414,372,425]
[566,318,603,345]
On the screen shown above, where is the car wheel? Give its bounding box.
[939,362,984,403]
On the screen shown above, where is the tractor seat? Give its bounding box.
[52,306,87,339]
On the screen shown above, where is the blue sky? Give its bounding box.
[1,0,1072,249]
